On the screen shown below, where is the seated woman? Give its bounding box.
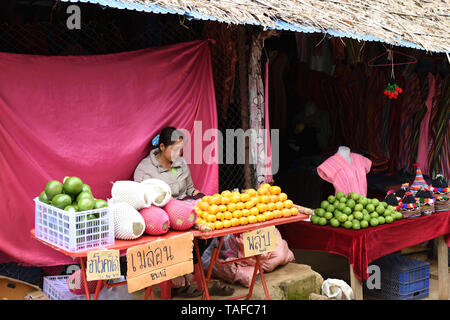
[134,126,234,298]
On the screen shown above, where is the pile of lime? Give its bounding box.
[310,191,403,230]
[39,176,108,218]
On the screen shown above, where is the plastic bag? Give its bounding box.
[321,279,354,300]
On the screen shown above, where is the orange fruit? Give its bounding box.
[221,197,231,205]
[211,195,222,205]
[233,210,243,219]
[267,202,276,211]
[236,202,245,210]
[221,190,232,197]
[275,201,284,210]
[208,204,219,215]
[196,210,203,219]
[206,214,217,222]
[239,217,249,225]
[231,191,241,198]
[248,215,258,224]
[245,189,257,197]
[206,196,216,205]
[227,203,237,212]
[282,208,291,218]
[264,211,274,220]
[224,211,233,220]
[290,207,299,216]
[216,212,225,221]
[214,221,224,230]
[231,218,240,227]
[245,200,255,210]
[279,193,288,202]
[242,209,250,217]
[198,200,209,211]
[202,195,212,203]
[269,186,281,195]
[218,204,227,212]
[196,217,203,224]
[284,200,294,209]
[223,220,232,228]
[250,207,259,216]
[273,209,282,219]
[257,187,270,196]
[260,183,271,189]
[231,194,241,203]
[257,214,266,222]
[240,193,250,202]
[256,203,268,213]
[259,195,270,204]
[270,195,279,203]
[250,196,260,204]
[206,222,215,230]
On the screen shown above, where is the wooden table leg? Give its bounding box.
[350,265,363,300]
[437,235,449,300]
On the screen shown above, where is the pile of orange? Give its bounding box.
[195,184,299,231]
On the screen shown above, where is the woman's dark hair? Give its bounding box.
[154,127,184,149]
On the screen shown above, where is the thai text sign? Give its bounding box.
[126,232,193,293]
[86,249,121,282]
[243,226,278,257]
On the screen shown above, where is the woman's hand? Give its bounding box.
[193,189,200,196]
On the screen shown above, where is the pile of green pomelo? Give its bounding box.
[311,191,403,230]
[39,176,108,219]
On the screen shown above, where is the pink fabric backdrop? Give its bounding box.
[0,40,219,266]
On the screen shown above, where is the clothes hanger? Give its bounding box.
[368,45,417,67]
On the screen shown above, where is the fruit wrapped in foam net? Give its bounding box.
[140,206,170,235]
[163,199,197,231]
[140,178,172,207]
[108,200,145,240]
[111,181,151,210]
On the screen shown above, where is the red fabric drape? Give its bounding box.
[0,40,219,266]
[279,210,450,282]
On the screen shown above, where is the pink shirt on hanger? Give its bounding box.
[317,153,372,196]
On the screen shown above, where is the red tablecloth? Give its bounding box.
[278,210,450,282]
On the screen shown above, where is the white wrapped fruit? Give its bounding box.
[108,201,145,240]
[111,180,151,210]
[141,178,172,207]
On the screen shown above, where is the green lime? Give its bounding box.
[337,203,346,211]
[78,197,94,211]
[324,212,334,220]
[378,216,386,225]
[360,220,369,228]
[346,199,356,209]
[376,205,385,215]
[327,205,335,213]
[348,215,354,222]
[311,215,320,224]
[81,184,92,194]
[385,216,394,224]
[328,195,336,203]
[370,218,379,227]
[354,211,363,220]
[354,204,364,212]
[370,212,379,219]
[359,198,369,206]
[76,191,94,203]
[336,192,346,200]
[316,208,326,217]
[52,194,72,209]
[366,204,375,212]
[351,193,361,201]
[363,214,371,222]
[330,218,340,228]
[45,180,63,200]
[321,201,330,210]
[343,207,352,215]
[94,199,108,209]
[372,199,380,207]
[64,205,77,213]
[395,212,403,220]
[39,191,50,204]
[338,214,348,223]
[339,197,347,203]
[352,220,361,230]
[318,217,327,226]
[343,221,353,229]
[63,177,83,195]
[381,201,388,208]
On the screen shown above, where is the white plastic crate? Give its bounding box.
[43,275,87,300]
[34,198,114,252]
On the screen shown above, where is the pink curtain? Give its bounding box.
[0,40,219,266]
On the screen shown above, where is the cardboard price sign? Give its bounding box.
[126,232,193,293]
[243,226,279,257]
[86,249,121,282]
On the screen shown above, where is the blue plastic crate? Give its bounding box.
[365,254,430,300]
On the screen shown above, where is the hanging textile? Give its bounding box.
[0,40,219,266]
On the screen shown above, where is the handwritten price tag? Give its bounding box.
[86,249,121,282]
[126,232,193,293]
[243,226,279,257]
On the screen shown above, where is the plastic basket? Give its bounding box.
[43,275,87,300]
[34,198,114,252]
[365,254,430,300]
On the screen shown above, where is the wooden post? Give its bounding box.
[437,235,449,300]
[350,264,363,300]
[237,26,252,189]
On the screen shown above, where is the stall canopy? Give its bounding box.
[63,0,450,53]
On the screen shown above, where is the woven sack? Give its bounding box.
[141,179,172,207]
[163,199,197,231]
[67,270,103,295]
[111,181,151,210]
[140,206,170,235]
[108,201,145,240]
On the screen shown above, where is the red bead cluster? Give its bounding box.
[384,83,403,99]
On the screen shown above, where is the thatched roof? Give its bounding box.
[65,0,450,53]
